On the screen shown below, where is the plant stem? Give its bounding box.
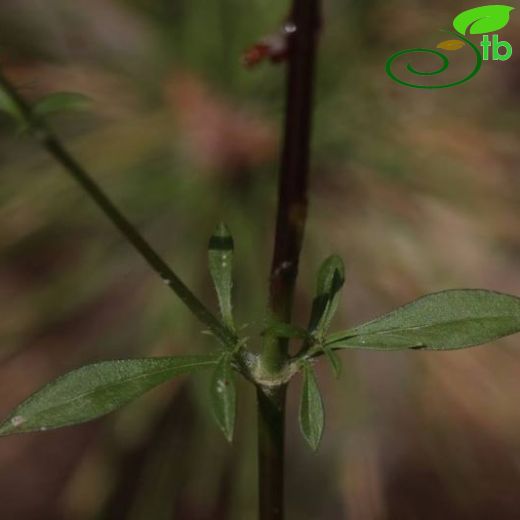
[257,386,286,520]
[258,0,321,518]
[0,71,237,349]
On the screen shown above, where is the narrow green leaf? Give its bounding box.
[262,321,309,339]
[299,362,324,451]
[322,345,342,378]
[208,222,235,331]
[33,92,91,117]
[211,354,236,442]
[453,5,514,35]
[326,289,520,351]
[0,87,25,126]
[0,355,218,436]
[308,255,345,338]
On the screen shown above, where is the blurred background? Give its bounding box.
[1,0,520,518]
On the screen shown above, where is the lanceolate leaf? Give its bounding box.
[322,345,342,378]
[299,362,324,451]
[308,255,345,338]
[0,355,218,436]
[0,87,25,127]
[208,223,235,331]
[34,92,92,118]
[453,5,514,35]
[211,354,236,442]
[325,289,520,351]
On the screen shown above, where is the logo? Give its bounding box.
[386,5,514,89]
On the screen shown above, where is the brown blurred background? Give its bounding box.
[1,0,520,518]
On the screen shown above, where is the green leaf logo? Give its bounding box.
[453,5,514,35]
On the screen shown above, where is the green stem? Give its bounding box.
[258,0,321,517]
[0,71,237,349]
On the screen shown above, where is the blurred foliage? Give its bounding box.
[1,0,520,518]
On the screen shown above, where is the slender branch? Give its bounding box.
[0,71,237,349]
[258,1,321,519]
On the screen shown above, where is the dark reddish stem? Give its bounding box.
[258,1,321,519]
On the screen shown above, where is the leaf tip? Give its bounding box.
[323,254,345,276]
[214,221,232,239]
[223,428,234,443]
[208,222,234,252]
[302,427,322,451]
[0,414,25,436]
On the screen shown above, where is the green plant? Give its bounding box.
[452,4,514,35]
[1,1,520,519]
